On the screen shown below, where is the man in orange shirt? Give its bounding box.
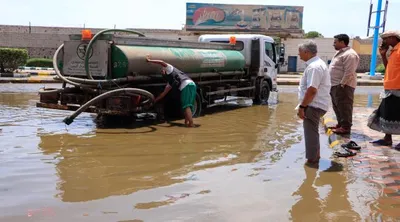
[367,30,400,149]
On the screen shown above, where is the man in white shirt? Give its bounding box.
[146,55,197,127]
[297,40,332,165]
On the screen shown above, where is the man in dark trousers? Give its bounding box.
[146,55,197,127]
[328,34,360,134]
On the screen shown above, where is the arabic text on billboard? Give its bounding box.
[186,3,303,32]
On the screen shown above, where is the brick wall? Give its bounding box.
[0,32,70,57]
[357,54,383,73]
[0,25,198,58]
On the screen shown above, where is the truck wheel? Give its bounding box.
[253,80,270,105]
[260,80,271,103]
[163,90,203,119]
[192,92,203,117]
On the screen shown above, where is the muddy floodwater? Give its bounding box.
[0,84,397,221]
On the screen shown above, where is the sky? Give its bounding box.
[1,0,399,38]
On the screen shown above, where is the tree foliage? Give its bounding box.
[0,48,28,73]
[305,31,324,38]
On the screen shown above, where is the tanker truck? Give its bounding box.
[36,29,285,125]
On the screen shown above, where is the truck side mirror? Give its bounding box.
[279,57,285,64]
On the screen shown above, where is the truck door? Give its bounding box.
[263,41,278,90]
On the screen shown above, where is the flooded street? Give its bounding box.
[0,84,396,221]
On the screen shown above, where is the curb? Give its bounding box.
[18,66,54,71]
[28,72,56,76]
[0,77,61,83]
[16,66,56,76]
[0,73,30,78]
[0,79,62,83]
[1,72,56,77]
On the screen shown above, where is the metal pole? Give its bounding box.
[367,1,373,37]
[382,0,389,33]
[369,0,383,76]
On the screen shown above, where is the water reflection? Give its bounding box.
[0,93,38,107]
[367,94,373,108]
[1,86,391,221]
[37,96,301,203]
[290,161,361,221]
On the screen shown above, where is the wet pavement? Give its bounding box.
[0,84,399,221]
[323,107,400,220]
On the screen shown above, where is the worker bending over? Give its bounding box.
[146,55,197,127]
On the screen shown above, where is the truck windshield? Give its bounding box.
[265,42,276,63]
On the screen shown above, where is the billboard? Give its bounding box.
[185,2,303,32]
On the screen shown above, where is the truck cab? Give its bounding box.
[198,34,283,92]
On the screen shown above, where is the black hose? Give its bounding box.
[63,88,155,125]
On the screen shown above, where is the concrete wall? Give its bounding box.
[280,38,341,72]
[352,37,381,55]
[0,25,199,58]
[279,38,382,73]
[0,32,69,58]
[358,54,383,73]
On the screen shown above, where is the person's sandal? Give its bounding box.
[341,140,361,150]
[334,148,357,158]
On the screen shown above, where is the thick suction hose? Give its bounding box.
[84,29,145,79]
[48,34,140,92]
[63,88,155,125]
[52,44,96,89]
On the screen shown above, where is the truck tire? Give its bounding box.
[163,88,181,119]
[192,91,203,117]
[163,89,203,119]
[253,80,270,105]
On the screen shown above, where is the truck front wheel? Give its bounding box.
[253,79,271,105]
